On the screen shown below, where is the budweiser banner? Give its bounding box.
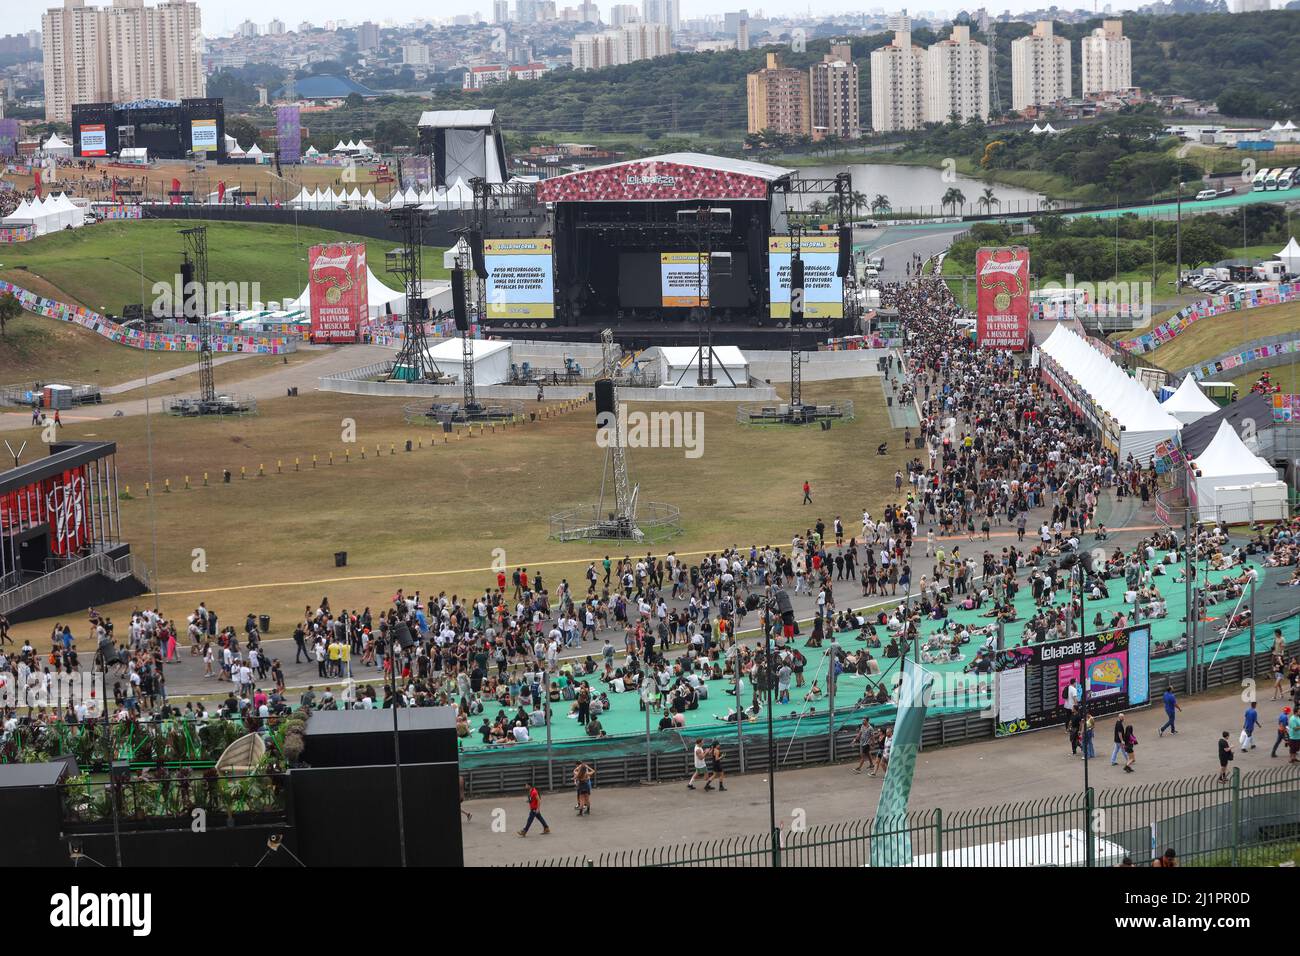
[976,246,1030,351]
[308,243,368,343]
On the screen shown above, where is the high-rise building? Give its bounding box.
[886,11,912,33]
[571,21,668,69]
[516,0,540,23]
[1232,0,1269,11]
[747,51,811,136]
[609,3,638,26]
[642,0,679,31]
[237,18,258,37]
[1080,19,1131,96]
[810,42,860,140]
[1011,20,1071,112]
[297,21,313,32]
[42,0,205,124]
[402,43,430,66]
[578,0,599,22]
[923,24,989,124]
[266,18,285,34]
[869,28,924,132]
[356,20,379,50]
[493,0,510,22]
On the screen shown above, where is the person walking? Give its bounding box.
[1110,712,1126,766]
[573,760,595,816]
[1216,731,1234,784]
[1288,708,1300,763]
[1158,685,1181,736]
[852,717,873,774]
[1271,707,1292,758]
[1241,701,1260,752]
[517,784,550,836]
[687,739,708,790]
[802,480,812,505]
[1122,724,1137,773]
[706,740,727,792]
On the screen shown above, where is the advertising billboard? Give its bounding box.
[768,234,843,319]
[484,237,554,321]
[79,124,107,157]
[0,118,19,159]
[0,466,90,556]
[976,246,1030,350]
[275,106,301,163]
[307,243,369,343]
[660,252,708,308]
[190,118,218,153]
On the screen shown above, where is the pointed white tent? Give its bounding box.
[292,266,406,319]
[388,189,405,208]
[1161,375,1219,424]
[304,145,319,157]
[1029,123,1044,134]
[245,143,264,161]
[228,141,246,158]
[1284,120,1297,130]
[332,140,348,152]
[347,187,363,204]
[355,139,372,154]
[1042,123,1059,134]
[1190,420,1286,522]
[440,178,474,209]
[42,133,73,157]
[362,189,379,209]
[403,186,419,204]
[1275,237,1300,273]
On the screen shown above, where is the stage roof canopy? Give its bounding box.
[536,152,791,204]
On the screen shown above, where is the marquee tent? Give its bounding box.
[1037,325,1181,461]
[1160,375,1219,424]
[419,338,512,385]
[41,133,73,158]
[1276,237,1300,274]
[304,145,319,157]
[648,345,750,387]
[1189,419,1285,522]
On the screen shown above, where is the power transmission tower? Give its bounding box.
[180,226,215,404]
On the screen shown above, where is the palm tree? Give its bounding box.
[871,193,891,216]
[941,187,967,216]
[976,186,1000,214]
[849,189,868,221]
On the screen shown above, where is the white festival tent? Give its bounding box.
[648,345,750,387]
[1161,375,1219,424]
[1276,237,1300,273]
[1029,123,1044,134]
[419,338,513,385]
[245,144,265,161]
[304,145,319,157]
[1037,325,1181,461]
[331,141,349,153]
[41,133,73,157]
[1189,420,1286,522]
[291,266,406,319]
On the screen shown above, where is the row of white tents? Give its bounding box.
[1,193,85,236]
[1038,325,1285,522]
[1028,123,1060,135]
[330,139,374,155]
[286,178,475,210]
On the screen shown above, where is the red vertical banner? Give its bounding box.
[170,177,181,205]
[976,246,1030,350]
[34,168,42,198]
[307,242,369,343]
[46,467,89,555]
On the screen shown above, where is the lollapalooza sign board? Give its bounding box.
[0,466,90,556]
[976,246,1030,351]
[308,243,369,343]
[992,624,1151,737]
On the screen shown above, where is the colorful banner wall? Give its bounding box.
[976,246,1030,350]
[276,105,301,163]
[0,281,293,354]
[1272,394,1300,422]
[484,237,555,320]
[1188,334,1300,382]
[307,242,368,343]
[1118,283,1298,355]
[768,234,843,319]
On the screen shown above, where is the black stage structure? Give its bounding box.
[72,99,225,161]
[478,152,859,349]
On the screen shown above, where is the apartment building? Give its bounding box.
[1011,20,1072,112]
[869,29,925,132]
[1080,19,1132,96]
[810,43,860,140]
[747,51,811,136]
[923,24,989,124]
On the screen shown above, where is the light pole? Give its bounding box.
[1175,180,1184,295]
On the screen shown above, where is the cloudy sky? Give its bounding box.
[15,0,1157,37]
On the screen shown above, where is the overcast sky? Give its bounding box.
[15,0,1156,38]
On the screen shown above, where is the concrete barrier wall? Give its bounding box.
[746,348,891,383]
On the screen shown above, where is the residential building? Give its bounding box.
[609,4,639,27]
[810,42,860,139]
[402,43,430,66]
[266,18,285,35]
[237,18,258,37]
[642,0,679,31]
[869,28,924,132]
[1232,0,1269,10]
[493,0,510,23]
[747,51,811,136]
[923,24,989,124]
[1011,20,1071,112]
[42,0,205,124]
[1080,19,1131,96]
[571,21,669,69]
[356,21,379,51]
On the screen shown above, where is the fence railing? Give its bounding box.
[0,549,144,616]
[517,765,1300,867]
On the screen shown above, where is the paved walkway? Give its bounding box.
[463,684,1297,864]
[101,353,256,395]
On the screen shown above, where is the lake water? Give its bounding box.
[797,162,1048,217]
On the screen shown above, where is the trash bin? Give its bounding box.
[404,439,413,452]
[223,469,232,483]
[334,551,347,568]
[887,396,893,407]
[915,436,924,449]
[259,614,271,634]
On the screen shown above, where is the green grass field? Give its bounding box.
[0,220,448,317]
[0,313,199,386]
[1144,300,1300,372]
[5,376,910,647]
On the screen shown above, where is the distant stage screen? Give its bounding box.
[768,234,843,319]
[190,118,218,153]
[79,124,107,157]
[485,237,554,320]
[618,252,749,309]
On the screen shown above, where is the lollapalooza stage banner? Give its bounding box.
[992,623,1151,737]
[308,242,368,343]
[0,465,89,556]
[976,246,1030,351]
[276,105,301,164]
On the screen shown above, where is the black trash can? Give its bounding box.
[405,439,413,452]
[223,469,232,483]
[259,614,271,634]
[915,436,924,449]
[887,396,893,406]
[334,551,347,568]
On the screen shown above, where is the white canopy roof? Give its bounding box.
[304,145,319,156]
[1276,237,1300,272]
[44,133,71,150]
[1038,325,1180,458]
[1162,375,1219,423]
[1029,123,1044,134]
[1193,420,1275,481]
[1284,120,1297,131]
[332,140,348,152]
[245,143,264,157]
[293,266,404,317]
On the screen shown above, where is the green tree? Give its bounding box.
[941,187,966,215]
[977,187,1000,214]
[871,194,891,215]
[0,292,20,337]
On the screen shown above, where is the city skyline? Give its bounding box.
[12,0,1193,37]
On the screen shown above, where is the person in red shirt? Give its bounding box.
[496,570,507,593]
[518,785,550,836]
[802,481,812,505]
